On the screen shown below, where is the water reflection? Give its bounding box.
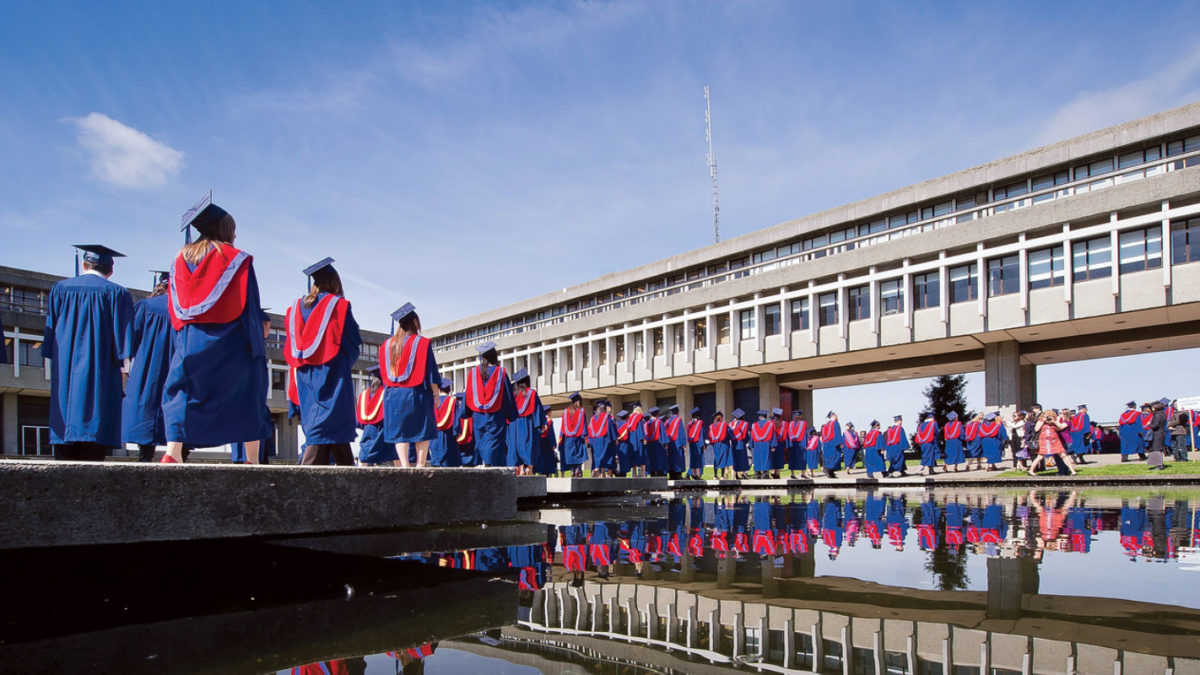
[3,489,1198,674]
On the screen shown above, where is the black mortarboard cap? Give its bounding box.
[150,269,170,287]
[713,410,724,418]
[1078,403,1087,409]
[513,368,530,384]
[1159,397,1172,406]
[617,410,629,419]
[893,415,903,422]
[366,365,381,378]
[772,407,783,416]
[827,410,836,419]
[732,409,744,419]
[440,377,453,390]
[181,191,230,239]
[648,406,660,414]
[947,411,958,420]
[303,257,336,278]
[1126,400,1137,408]
[543,404,552,412]
[392,303,417,324]
[757,410,768,417]
[477,341,498,357]
[569,392,582,402]
[74,244,124,267]
[871,420,880,427]
[690,406,701,415]
[669,404,679,412]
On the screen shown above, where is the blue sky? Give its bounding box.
[4,1,1200,424]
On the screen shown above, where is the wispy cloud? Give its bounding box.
[69,113,184,188]
[1033,45,1200,146]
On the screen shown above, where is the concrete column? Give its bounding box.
[984,341,1030,419]
[759,373,780,413]
[705,303,716,360]
[639,390,657,410]
[754,291,765,353]
[1062,223,1074,305]
[1020,364,1038,410]
[728,299,739,357]
[780,286,792,349]
[608,394,624,414]
[715,379,734,416]
[1017,233,1029,311]
[683,311,694,364]
[1162,200,1172,288]
[1110,215,1120,296]
[622,323,633,374]
[938,254,949,323]
[795,388,814,419]
[676,385,694,418]
[2,392,17,454]
[869,267,880,334]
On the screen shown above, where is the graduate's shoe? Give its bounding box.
[160,454,178,464]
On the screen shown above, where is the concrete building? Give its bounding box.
[0,267,388,458]
[428,102,1200,421]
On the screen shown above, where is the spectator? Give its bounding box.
[1029,408,1075,476]
[1147,400,1168,471]
[1169,409,1190,462]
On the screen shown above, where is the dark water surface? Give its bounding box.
[3,487,1198,674]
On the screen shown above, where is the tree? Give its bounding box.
[918,374,974,425]
[925,542,971,591]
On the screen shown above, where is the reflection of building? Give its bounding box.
[0,266,387,459]
[494,570,1199,675]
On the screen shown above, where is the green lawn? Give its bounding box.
[997,461,1200,478]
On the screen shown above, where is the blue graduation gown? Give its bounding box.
[627,416,647,467]
[295,296,362,445]
[43,274,134,448]
[731,423,750,472]
[560,411,590,468]
[820,422,843,470]
[536,420,557,475]
[232,420,276,463]
[472,365,516,466]
[1071,413,1091,454]
[163,265,269,446]
[663,417,686,473]
[358,417,396,464]
[121,295,173,446]
[383,338,441,444]
[861,434,885,473]
[590,415,618,470]
[980,425,1007,465]
[885,426,909,473]
[644,418,663,473]
[429,395,463,467]
[710,426,732,469]
[943,430,965,465]
[506,390,546,466]
[1119,415,1143,456]
[457,400,480,467]
[916,421,939,467]
[750,421,774,472]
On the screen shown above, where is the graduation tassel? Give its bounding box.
[74,250,80,277]
[185,224,192,245]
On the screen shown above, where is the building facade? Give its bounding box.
[427,102,1200,420]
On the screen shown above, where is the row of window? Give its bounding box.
[434,133,1200,351]
[484,220,1197,371]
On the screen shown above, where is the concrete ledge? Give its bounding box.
[545,477,669,496]
[514,475,548,500]
[0,461,522,549]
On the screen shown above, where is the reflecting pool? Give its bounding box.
[3,488,1197,674]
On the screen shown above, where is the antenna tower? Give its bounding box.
[705,85,720,243]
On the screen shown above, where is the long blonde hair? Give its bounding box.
[303,269,344,309]
[389,313,422,372]
[181,214,237,265]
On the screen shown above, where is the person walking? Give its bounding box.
[380,303,441,468]
[163,198,269,463]
[122,271,173,462]
[46,245,134,461]
[464,341,514,467]
[356,366,396,466]
[285,259,362,467]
